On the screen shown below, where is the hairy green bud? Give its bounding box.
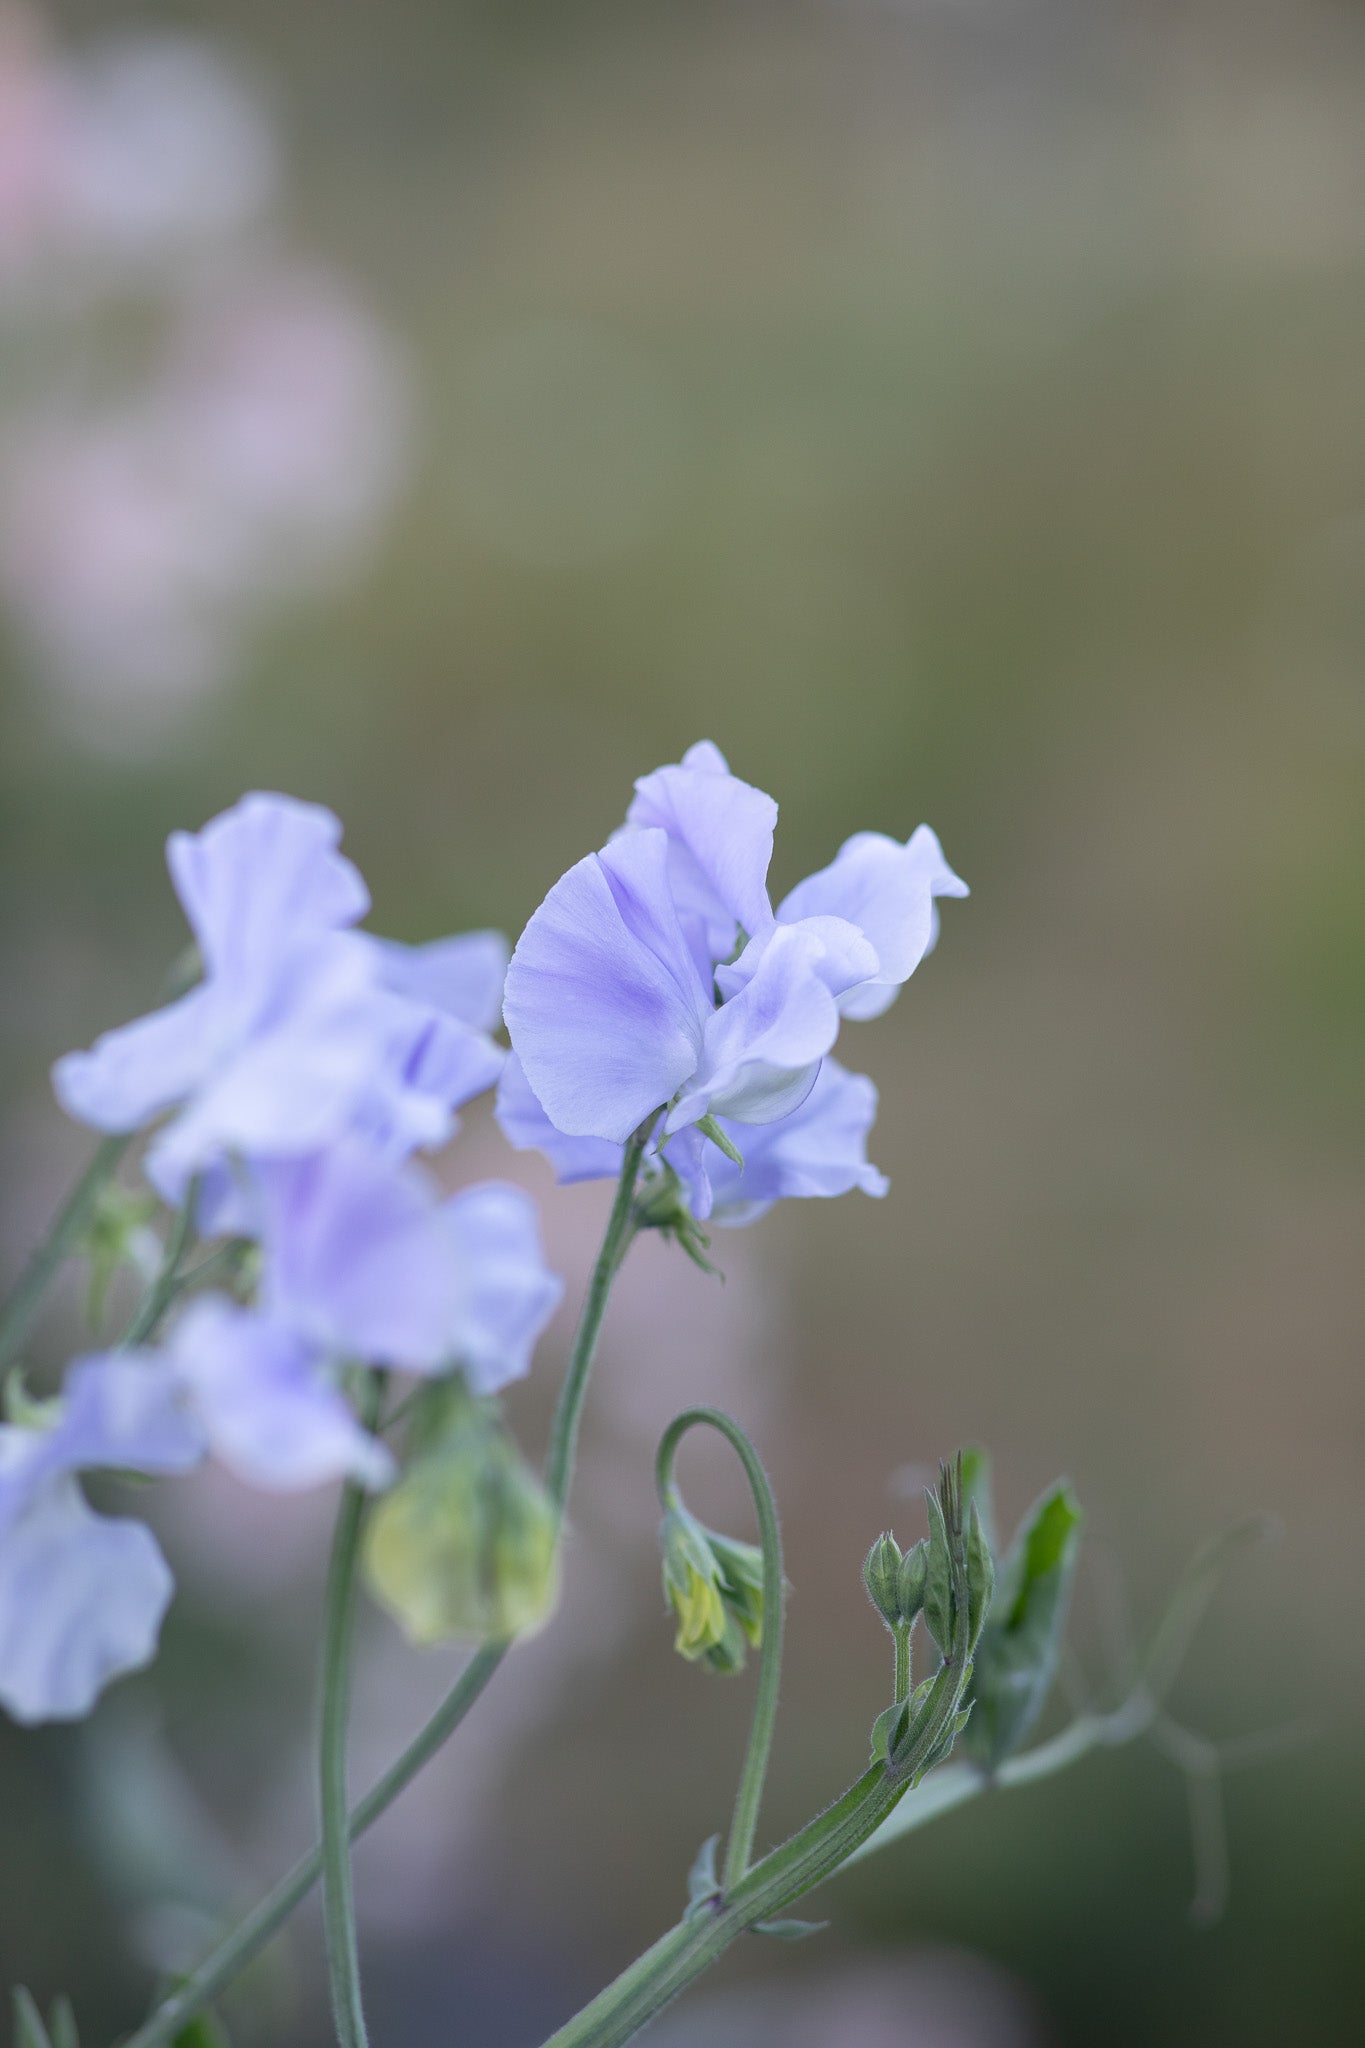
[863,1531,904,1629]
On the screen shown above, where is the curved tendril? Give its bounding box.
[654,1405,786,1891]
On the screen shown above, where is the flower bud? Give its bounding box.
[660,1504,765,1674]
[863,1531,904,1630]
[896,1538,930,1625]
[364,1384,559,1645]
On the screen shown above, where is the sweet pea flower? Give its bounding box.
[251,1140,562,1394]
[0,1354,201,1724]
[52,793,507,1203]
[502,742,965,1158]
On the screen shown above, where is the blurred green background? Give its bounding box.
[2,2,1362,2043]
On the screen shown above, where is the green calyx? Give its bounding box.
[364,1378,560,1646]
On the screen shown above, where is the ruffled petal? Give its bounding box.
[504,829,707,1143]
[166,791,368,986]
[51,985,220,1133]
[494,1053,624,1185]
[367,931,510,1034]
[777,825,967,1019]
[0,1460,173,1725]
[444,1183,565,1395]
[626,740,777,963]
[167,1296,394,1492]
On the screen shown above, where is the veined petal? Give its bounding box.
[494,1053,624,1186]
[167,1297,394,1492]
[626,740,777,962]
[445,1183,565,1395]
[367,931,510,1034]
[504,829,707,1143]
[0,1457,173,1725]
[778,825,967,1019]
[255,1144,460,1371]
[51,984,220,1133]
[167,791,369,988]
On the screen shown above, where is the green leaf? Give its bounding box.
[963,1482,1083,1770]
[12,1990,52,2048]
[751,1916,829,1941]
[48,1999,79,2048]
[958,1445,997,1559]
[921,1486,954,1656]
[966,1499,995,1650]
[869,1698,908,1764]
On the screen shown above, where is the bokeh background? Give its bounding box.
[2,1,1362,2042]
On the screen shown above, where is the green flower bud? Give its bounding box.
[660,1504,764,1674]
[896,1538,930,1625]
[364,1385,559,1646]
[863,1531,904,1630]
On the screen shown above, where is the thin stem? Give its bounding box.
[124,1646,508,2048]
[118,1187,199,1348]
[655,1407,785,1891]
[126,1135,655,2048]
[893,1625,911,1704]
[543,1124,652,1512]
[319,1374,384,2048]
[0,1134,130,1372]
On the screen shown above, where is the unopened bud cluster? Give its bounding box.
[862,1529,931,1634]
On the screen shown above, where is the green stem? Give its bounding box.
[893,1624,911,1705]
[0,1134,130,1372]
[544,1124,652,1512]
[319,1374,385,2048]
[655,1408,785,1891]
[123,1646,507,2048]
[118,1188,198,1348]
[125,1135,655,2048]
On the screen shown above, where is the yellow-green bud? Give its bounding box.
[660,1505,765,1674]
[364,1391,559,1646]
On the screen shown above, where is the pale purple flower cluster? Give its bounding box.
[0,749,965,1726]
[0,792,560,1724]
[499,740,966,1225]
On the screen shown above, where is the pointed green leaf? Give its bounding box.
[12,1990,52,2048]
[685,1833,722,1914]
[966,1499,995,1649]
[48,1999,79,2048]
[921,1487,954,1655]
[964,1482,1083,1769]
[869,1699,908,1764]
[959,1445,997,1559]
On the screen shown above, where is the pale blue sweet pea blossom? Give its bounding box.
[502,742,965,1169]
[0,1356,202,1725]
[52,793,508,1205]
